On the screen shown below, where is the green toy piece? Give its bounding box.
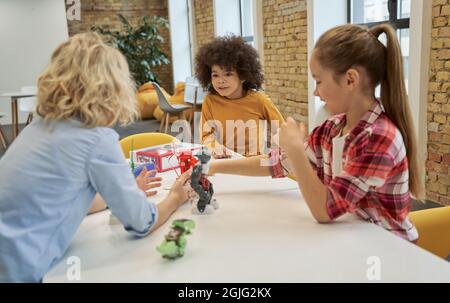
[130,139,135,172]
[156,219,195,259]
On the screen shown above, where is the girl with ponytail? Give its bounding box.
[208,23,423,242]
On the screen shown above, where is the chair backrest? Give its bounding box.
[152,82,175,112]
[409,206,450,259]
[19,86,38,113]
[119,132,179,158]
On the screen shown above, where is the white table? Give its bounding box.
[45,172,450,283]
[1,92,36,140]
[184,93,204,106]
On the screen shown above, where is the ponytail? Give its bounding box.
[370,24,424,200]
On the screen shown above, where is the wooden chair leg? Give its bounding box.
[159,114,166,133]
[164,113,170,134]
[0,125,8,149]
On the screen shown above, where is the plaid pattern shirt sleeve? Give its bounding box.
[326,138,396,220]
[268,148,288,178]
[268,141,316,179]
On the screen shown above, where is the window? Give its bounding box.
[240,0,254,45]
[168,0,193,84]
[348,0,411,89]
[349,0,410,27]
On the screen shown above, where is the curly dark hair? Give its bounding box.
[195,35,264,93]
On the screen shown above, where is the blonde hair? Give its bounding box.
[314,24,424,200]
[36,32,138,128]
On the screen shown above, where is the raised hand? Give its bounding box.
[136,167,162,197]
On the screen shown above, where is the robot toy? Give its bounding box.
[189,147,218,214]
[177,147,218,215]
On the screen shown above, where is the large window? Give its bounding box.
[348,0,410,88]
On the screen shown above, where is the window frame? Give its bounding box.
[347,0,410,30]
[239,0,254,43]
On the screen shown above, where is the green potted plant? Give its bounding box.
[93,14,170,87]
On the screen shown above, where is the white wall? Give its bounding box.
[307,0,347,130]
[213,0,241,37]
[168,0,193,85]
[0,0,69,124]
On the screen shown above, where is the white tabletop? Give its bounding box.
[45,171,450,283]
[1,92,36,98]
[184,97,204,105]
[184,99,203,105]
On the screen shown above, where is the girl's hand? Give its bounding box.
[279,117,307,153]
[136,167,162,197]
[168,170,192,206]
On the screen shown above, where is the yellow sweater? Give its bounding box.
[200,90,284,157]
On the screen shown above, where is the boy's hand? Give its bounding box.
[212,145,232,159]
[279,117,307,153]
[136,167,162,197]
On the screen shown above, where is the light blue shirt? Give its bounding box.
[0,117,158,282]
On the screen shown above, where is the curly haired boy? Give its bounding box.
[195,35,284,158]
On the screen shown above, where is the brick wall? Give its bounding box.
[262,0,309,124]
[66,0,174,93]
[193,0,215,48]
[427,0,450,206]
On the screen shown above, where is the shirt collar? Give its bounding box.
[330,100,383,140]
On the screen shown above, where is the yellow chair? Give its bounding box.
[120,132,178,159]
[409,206,450,259]
[136,82,171,120]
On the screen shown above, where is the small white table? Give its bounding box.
[184,83,205,114]
[1,92,36,140]
[184,94,204,107]
[184,84,206,143]
[45,172,450,283]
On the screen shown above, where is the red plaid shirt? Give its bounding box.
[269,102,418,242]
